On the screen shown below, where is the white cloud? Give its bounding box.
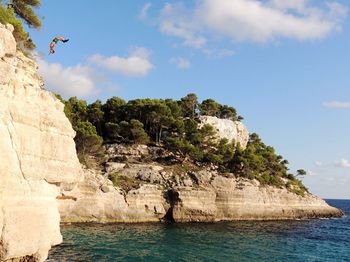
[89,47,153,77]
[198,0,347,42]
[139,2,152,20]
[159,3,207,48]
[307,170,318,176]
[323,101,350,109]
[38,59,98,98]
[169,57,191,69]
[157,0,347,47]
[315,161,323,167]
[335,159,350,168]
[327,2,348,31]
[203,48,235,58]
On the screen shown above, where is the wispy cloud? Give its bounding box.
[323,101,350,109]
[315,161,323,167]
[38,59,99,98]
[159,3,207,48]
[203,48,235,59]
[156,0,347,50]
[139,2,152,20]
[307,170,318,176]
[335,159,350,168]
[89,47,153,77]
[169,56,191,69]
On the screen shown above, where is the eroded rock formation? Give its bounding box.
[58,144,343,223]
[0,24,82,261]
[199,115,249,148]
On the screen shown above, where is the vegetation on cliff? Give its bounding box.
[58,93,308,195]
[0,0,41,50]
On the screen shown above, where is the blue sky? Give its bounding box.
[29,0,350,199]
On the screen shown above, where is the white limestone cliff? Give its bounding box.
[199,115,249,149]
[58,145,343,224]
[0,24,82,261]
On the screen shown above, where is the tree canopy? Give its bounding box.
[60,93,307,194]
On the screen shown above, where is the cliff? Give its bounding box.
[0,24,82,261]
[58,144,343,223]
[199,115,249,148]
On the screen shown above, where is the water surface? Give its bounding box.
[47,199,350,261]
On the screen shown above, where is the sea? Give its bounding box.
[47,199,350,262]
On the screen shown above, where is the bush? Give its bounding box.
[108,173,140,192]
[74,121,105,167]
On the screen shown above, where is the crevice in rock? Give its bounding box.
[43,179,61,187]
[0,206,7,260]
[188,172,199,185]
[5,113,25,180]
[56,194,77,201]
[162,189,179,223]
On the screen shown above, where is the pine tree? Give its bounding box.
[10,0,41,28]
[0,0,41,50]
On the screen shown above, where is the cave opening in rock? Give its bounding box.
[163,189,179,223]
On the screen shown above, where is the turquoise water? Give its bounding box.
[47,200,350,261]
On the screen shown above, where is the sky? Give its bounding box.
[27,0,350,199]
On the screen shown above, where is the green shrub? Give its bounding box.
[108,173,140,192]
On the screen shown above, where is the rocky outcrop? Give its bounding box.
[58,148,343,223]
[0,24,82,261]
[58,169,168,223]
[172,176,343,222]
[199,116,249,148]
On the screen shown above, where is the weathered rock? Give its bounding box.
[0,24,82,262]
[172,187,217,222]
[106,144,149,159]
[126,185,168,220]
[189,170,214,185]
[60,160,342,224]
[100,185,110,193]
[58,169,130,223]
[59,164,342,222]
[0,24,16,58]
[58,170,168,223]
[199,115,249,149]
[117,163,163,183]
[0,25,80,261]
[171,176,343,222]
[183,178,193,187]
[105,162,126,173]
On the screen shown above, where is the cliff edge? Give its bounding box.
[0,24,82,261]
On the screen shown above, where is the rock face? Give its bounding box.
[0,24,82,261]
[199,115,249,149]
[58,169,168,223]
[172,176,342,222]
[58,144,343,223]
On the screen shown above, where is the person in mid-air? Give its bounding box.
[49,36,69,54]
